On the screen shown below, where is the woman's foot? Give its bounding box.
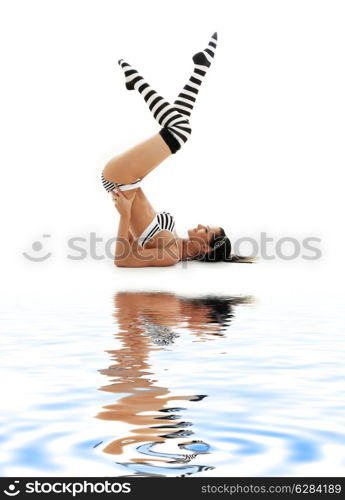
[192,32,218,67]
[118,59,140,90]
[174,32,218,119]
[117,59,191,153]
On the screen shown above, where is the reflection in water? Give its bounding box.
[95,292,252,476]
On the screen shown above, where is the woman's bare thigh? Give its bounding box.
[126,187,157,237]
[103,134,171,184]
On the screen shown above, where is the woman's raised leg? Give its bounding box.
[103,32,218,186]
[102,133,171,185]
[117,32,218,153]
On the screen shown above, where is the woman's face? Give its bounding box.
[187,224,221,245]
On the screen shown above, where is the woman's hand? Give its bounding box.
[111,187,136,216]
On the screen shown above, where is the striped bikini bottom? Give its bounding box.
[101,172,175,248]
[101,172,142,192]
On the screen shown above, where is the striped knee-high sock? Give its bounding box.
[118,59,191,154]
[174,32,218,118]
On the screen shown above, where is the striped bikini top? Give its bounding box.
[138,212,176,248]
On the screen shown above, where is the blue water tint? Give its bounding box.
[34,401,82,411]
[0,434,8,444]
[116,461,214,477]
[317,429,345,443]
[13,433,66,471]
[2,289,345,476]
[289,440,320,463]
[179,441,210,453]
[137,442,188,461]
[222,436,265,455]
[72,438,108,452]
[204,423,323,463]
[13,425,39,432]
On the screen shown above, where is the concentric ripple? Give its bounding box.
[1,289,345,476]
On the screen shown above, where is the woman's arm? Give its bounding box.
[112,188,178,267]
[115,245,178,267]
[115,212,132,266]
[114,212,178,267]
[111,188,136,264]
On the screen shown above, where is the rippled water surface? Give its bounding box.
[1,269,345,476]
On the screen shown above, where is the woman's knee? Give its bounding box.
[102,154,132,183]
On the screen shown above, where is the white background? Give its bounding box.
[0,0,344,291]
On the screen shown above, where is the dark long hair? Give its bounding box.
[198,228,256,263]
[182,295,254,328]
